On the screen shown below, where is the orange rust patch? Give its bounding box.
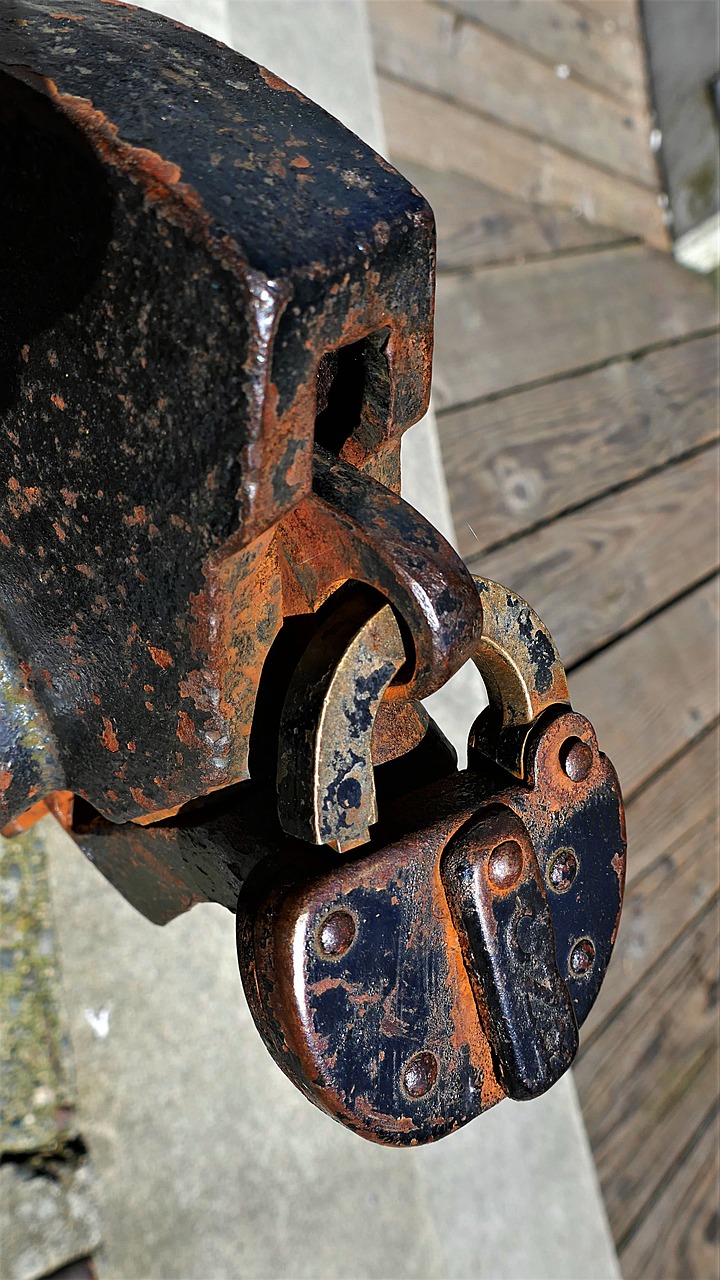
[8,477,20,492]
[290,155,311,169]
[148,644,173,670]
[2,790,74,837]
[124,505,146,527]
[101,717,119,752]
[51,393,66,410]
[177,710,200,748]
[37,80,221,243]
[129,785,158,811]
[0,770,11,794]
[131,800,184,826]
[257,66,307,100]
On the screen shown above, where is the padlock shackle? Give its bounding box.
[468,577,571,779]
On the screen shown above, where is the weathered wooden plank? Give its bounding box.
[378,77,669,247]
[619,1110,720,1280]
[623,723,720,886]
[398,159,626,270]
[432,243,717,409]
[476,446,719,668]
[568,578,720,798]
[439,0,647,106]
[580,726,720,1042]
[574,898,720,1243]
[370,2,656,183]
[441,332,720,558]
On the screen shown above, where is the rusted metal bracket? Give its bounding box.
[0,0,479,832]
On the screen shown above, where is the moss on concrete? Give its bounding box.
[1,825,77,1155]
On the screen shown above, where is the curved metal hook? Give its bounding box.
[277,592,407,851]
[468,576,570,779]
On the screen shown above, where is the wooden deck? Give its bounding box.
[370,3,720,1276]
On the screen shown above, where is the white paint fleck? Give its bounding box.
[84,1007,110,1039]
[32,1085,55,1109]
[555,64,571,79]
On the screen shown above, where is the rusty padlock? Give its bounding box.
[236,578,626,1144]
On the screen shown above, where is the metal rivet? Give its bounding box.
[559,737,593,782]
[487,839,523,890]
[547,847,579,893]
[569,937,596,977]
[317,909,356,959]
[402,1051,438,1099]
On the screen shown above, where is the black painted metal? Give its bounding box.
[0,0,436,824]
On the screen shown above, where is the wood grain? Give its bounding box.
[397,158,626,270]
[568,577,720,799]
[574,897,720,1242]
[441,0,647,106]
[370,2,656,183]
[475,445,719,668]
[432,244,718,409]
[580,726,720,1043]
[440,332,720,557]
[378,77,669,247]
[623,723,720,886]
[619,1111,720,1280]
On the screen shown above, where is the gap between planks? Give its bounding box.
[432,243,717,409]
[441,331,720,560]
[397,158,631,272]
[435,324,720,420]
[378,76,669,247]
[568,575,719,799]
[474,443,719,669]
[574,894,719,1246]
[436,0,648,107]
[580,723,720,1044]
[437,236,641,276]
[617,1106,720,1280]
[370,2,657,185]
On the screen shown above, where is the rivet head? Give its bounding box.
[569,937,596,977]
[317,909,356,959]
[547,847,579,893]
[559,737,593,782]
[487,839,523,890]
[402,1051,438,1099]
